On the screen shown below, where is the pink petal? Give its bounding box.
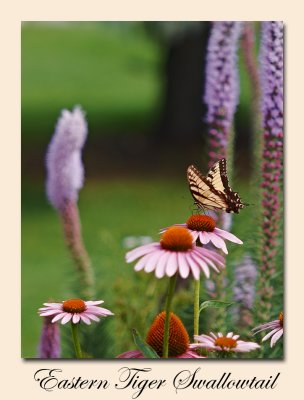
[209,233,228,254]
[43,303,62,308]
[200,254,219,273]
[144,250,164,273]
[214,228,243,244]
[126,243,159,262]
[80,314,91,325]
[134,253,155,272]
[51,312,67,323]
[82,313,100,322]
[155,251,170,278]
[191,231,200,242]
[186,254,200,280]
[86,306,113,316]
[116,350,144,359]
[85,300,104,306]
[178,253,190,278]
[61,313,72,324]
[262,328,280,342]
[177,350,205,358]
[270,329,283,347]
[191,252,210,278]
[73,314,80,323]
[39,309,62,316]
[166,252,178,277]
[199,231,211,244]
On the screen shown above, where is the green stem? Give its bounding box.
[162,274,177,358]
[71,322,83,358]
[193,278,200,340]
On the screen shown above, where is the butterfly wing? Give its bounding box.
[187,159,245,213]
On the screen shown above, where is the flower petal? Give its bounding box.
[144,250,164,273]
[61,313,72,324]
[186,254,200,280]
[80,314,91,325]
[166,252,178,277]
[155,251,170,278]
[85,300,104,306]
[209,233,228,254]
[126,243,159,262]
[73,314,80,323]
[51,312,66,323]
[270,329,283,347]
[190,252,210,278]
[178,253,190,278]
[199,231,211,245]
[214,228,243,244]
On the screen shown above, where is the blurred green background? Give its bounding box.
[22,22,281,358]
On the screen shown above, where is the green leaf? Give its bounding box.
[132,329,160,359]
[199,300,234,314]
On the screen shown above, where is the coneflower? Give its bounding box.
[46,106,94,298]
[257,22,283,323]
[204,21,243,331]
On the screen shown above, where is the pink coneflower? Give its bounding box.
[38,299,114,325]
[117,311,204,359]
[191,332,260,353]
[252,312,283,347]
[126,226,225,280]
[161,215,243,254]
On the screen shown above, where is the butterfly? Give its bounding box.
[187,158,246,214]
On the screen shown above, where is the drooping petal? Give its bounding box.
[155,252,171,278]
[190,252,210,278]
[72,314,80,323]
[61,313,72,324]
[270,329,283,347]
[186,254,201,280]
[178,253,190,278]
[166,252,178,277]
[144,250,164,273]
[209,233,228,253]
[214,227,243,244]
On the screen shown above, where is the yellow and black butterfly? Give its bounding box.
[187,158,246,214]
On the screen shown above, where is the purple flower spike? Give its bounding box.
[38,317,61,358]
[258,22,283,323]
[46,106,88,211]
[204,21,243,166]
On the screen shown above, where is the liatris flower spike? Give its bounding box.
[117,311,204,359]
[205,21,243,165]
[45,106,94,298]
[38,316,61,358]
[252,312,283,348]
[161,214,243,254]
[126,226,225,280]
[191,332,260,354]
[39,299,114,358]
[46,106,88,211]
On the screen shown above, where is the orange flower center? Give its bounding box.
[146,311,190,357]
[214,336,237,350]
[186,214,216,232]
[279,312,283,327]
[62,298,86,313]
[161,227,193,251]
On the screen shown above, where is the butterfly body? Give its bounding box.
[187,159,245,214]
